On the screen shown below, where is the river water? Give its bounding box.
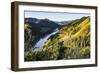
[33,29,59,51]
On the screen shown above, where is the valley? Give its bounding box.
[24,16,90,61]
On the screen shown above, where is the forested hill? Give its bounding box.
[25,16,90,61]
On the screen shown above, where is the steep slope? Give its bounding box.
[25,18,60,35]
[24,18,60,52]
[25,16,90,61]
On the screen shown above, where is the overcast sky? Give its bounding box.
[25,11,90,21]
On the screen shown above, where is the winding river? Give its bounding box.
[33,29,59,51]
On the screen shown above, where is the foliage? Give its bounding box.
[24,16,90,61]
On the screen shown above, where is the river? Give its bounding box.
[33,29,59,51]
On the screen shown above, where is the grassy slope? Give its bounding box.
[25,16,90,61]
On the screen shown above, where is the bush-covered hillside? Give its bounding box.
[24,16,90,61]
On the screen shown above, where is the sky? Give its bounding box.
[24,11,90,21]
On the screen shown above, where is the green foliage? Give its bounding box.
[80,46,90,58]
[25,16,91,61]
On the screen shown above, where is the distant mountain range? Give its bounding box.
[55,20,73,25]
[25,18,72,26]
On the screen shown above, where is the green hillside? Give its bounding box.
[25,16,90,61]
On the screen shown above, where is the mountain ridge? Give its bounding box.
[24,16,90,61]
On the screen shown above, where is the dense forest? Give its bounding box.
[24,16,90,61]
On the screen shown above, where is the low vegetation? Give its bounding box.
[24,16,90,61]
